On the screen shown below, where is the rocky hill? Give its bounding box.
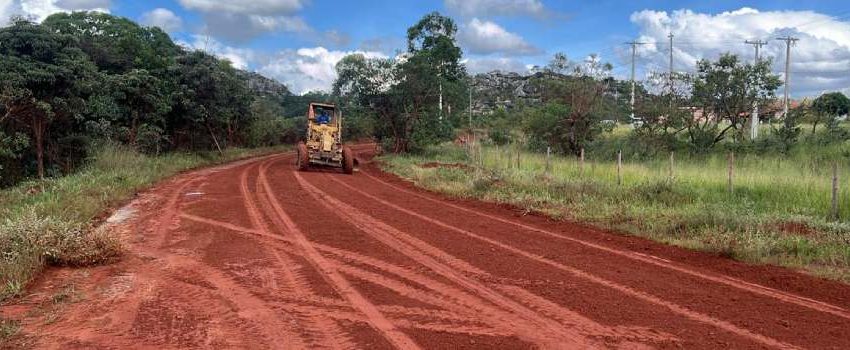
[239,71,291,99]
[470,71,553,114]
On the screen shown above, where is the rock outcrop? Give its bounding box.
[239,71,291,99]
[470,71,555,114]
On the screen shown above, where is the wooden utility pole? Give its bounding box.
[745,39,768,140]
[777,36,799,117]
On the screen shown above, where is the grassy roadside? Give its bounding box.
[381,144,850,282]
[0,144,288,302]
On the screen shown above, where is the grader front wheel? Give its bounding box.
[342,147,354,175]
[297,143,310,171]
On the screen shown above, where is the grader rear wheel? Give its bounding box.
[342,146,354,175]
[297,143,310,171]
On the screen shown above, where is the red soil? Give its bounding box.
[4,144,850,349]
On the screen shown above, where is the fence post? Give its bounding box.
[516,148,521,169]
[546,147,552,175]
[617,150,623,186]
[832,162,839,220]
[727,152,735,195]
[580,148,585,176]
[479,142,484,168]
[669,151,675,181]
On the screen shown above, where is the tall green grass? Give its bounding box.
[382,143,850,281]
[0,144,286,302]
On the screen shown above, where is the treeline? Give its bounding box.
[331,11,850,159]
[0,13,291,186]
[333,12,469,153]
[486,54,850,158]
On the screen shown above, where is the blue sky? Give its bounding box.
[2,0,849,96]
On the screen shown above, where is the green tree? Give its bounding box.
[811,92,850,134]
[334,12,467,153]
[247,97,302,147]
[170,51,252,152]
[44,12,180,153]
[687,53,781,150]
[110,70,172,150]
[0,19,97,178]
[531,53,615,155]
[406,12,464,81]
[43,12,180,74]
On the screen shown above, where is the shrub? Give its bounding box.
[0,211,121,300]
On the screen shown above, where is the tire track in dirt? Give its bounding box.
[322,173,798,349]
[156,255,306,349]
[31,159,308,349]
[190,208,527,339]
[296,170,642,348]
[150,160,307,349]
[360,170,850,321]
[182,193,500,331]
[256,159,422,349]
[207,208,527,338]
[241,159,358,350]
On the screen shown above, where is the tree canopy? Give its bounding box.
[0,13,281,186]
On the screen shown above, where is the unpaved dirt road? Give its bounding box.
[6,146,850,349]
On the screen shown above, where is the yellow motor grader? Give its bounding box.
[297,103,354,174]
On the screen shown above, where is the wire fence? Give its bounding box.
[462,140,850,221]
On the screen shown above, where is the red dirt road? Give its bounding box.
[6,146,850,349]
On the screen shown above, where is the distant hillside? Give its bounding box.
[471,71,631,117]
[239,71,291,99]
[470,71,550,114]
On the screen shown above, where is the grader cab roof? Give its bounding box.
[308,102,340,120]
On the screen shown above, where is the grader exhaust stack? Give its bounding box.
[297,103,355,174]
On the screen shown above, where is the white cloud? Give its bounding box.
[445,0,546,18]
[207,13,314,42]
[15,0,109,22]
[177,0,313,42]
[0,0,18,26]
[178,35,257,70]
[140,8,182,32]
[258,47,386,94]
[465,56,530,74]
[630,7,850,96]
[459,18,540,55]
[177,0,304,16]
[55,0,109,8]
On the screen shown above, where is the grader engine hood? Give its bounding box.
[317,125,336,152]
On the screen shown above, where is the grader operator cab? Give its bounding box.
[297,103,355,174]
